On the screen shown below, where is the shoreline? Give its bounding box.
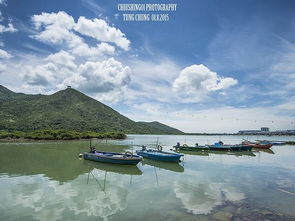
[0,130,127,141]
[0,137,126,142]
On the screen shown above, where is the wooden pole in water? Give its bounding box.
[154,167,159,186]
[130,175,133,184]
[89,139,92,152]
[103,171,107,191]
[87,169,90,184]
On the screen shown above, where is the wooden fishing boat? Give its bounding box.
[136,149,183,162]
[83,151,142,165]
[242,141,272,149]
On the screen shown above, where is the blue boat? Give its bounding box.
[136,145,183,162]
[83,151,142,165]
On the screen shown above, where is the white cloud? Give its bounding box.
[172,64,237,102]
[23,63,58,86]
[31,11,129,57]
[31,12,86,53]
[0,48,12,58]
[62,57,131,94]
[75,16,130,50]
[0,11,131,103]
[0,23,17,33]
[71,42,115,58]
[21,51,131,103]
[32,11,75,31]
[46,50,76,70]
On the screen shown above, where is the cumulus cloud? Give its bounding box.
[46,50,76,70]
[72,42,115,58]
[172,64,237,101]
[62,58,131,94]
[22,51,131,103]
[31,11,129,57]
[24,63,58,86]
[74,16,130,50]
[32,11,75,31]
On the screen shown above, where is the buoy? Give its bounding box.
[78,153,83,158]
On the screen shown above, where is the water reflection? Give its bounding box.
[141,159,184,173]
[178,150,256,157]
[0,136,295,220]
[253,148,275,154]
[83,160,143,176]
[209,150,256,157]
[0,171,130,221]
[177,150,209,156]
[174,173,245,215]
[0,141,130,182]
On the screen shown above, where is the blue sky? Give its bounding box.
[0,0,295,132]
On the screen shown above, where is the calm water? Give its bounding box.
[0,135,295,221]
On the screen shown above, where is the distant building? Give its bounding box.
[67,86,71,88]
[238,127,295,135]
[238,130,261,134]
[238,127,270,135]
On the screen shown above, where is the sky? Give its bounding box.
[0,0,295,133]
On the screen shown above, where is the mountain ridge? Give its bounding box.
[0,85,183,134]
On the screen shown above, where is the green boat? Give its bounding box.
[173,142,209,151]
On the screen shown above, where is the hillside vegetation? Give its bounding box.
[0,85,183,135]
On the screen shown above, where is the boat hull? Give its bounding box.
[243,142,272,149]
[252,144,272,149]
[208,145,252,151]
[173,145,209,151]
[136,150,183,162]
[83,152,142,165]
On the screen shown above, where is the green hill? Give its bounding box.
[0,85,183,134]
[138,121,183,134]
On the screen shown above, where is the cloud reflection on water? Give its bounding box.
[0,171,127,221]
[174,173,244,215]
